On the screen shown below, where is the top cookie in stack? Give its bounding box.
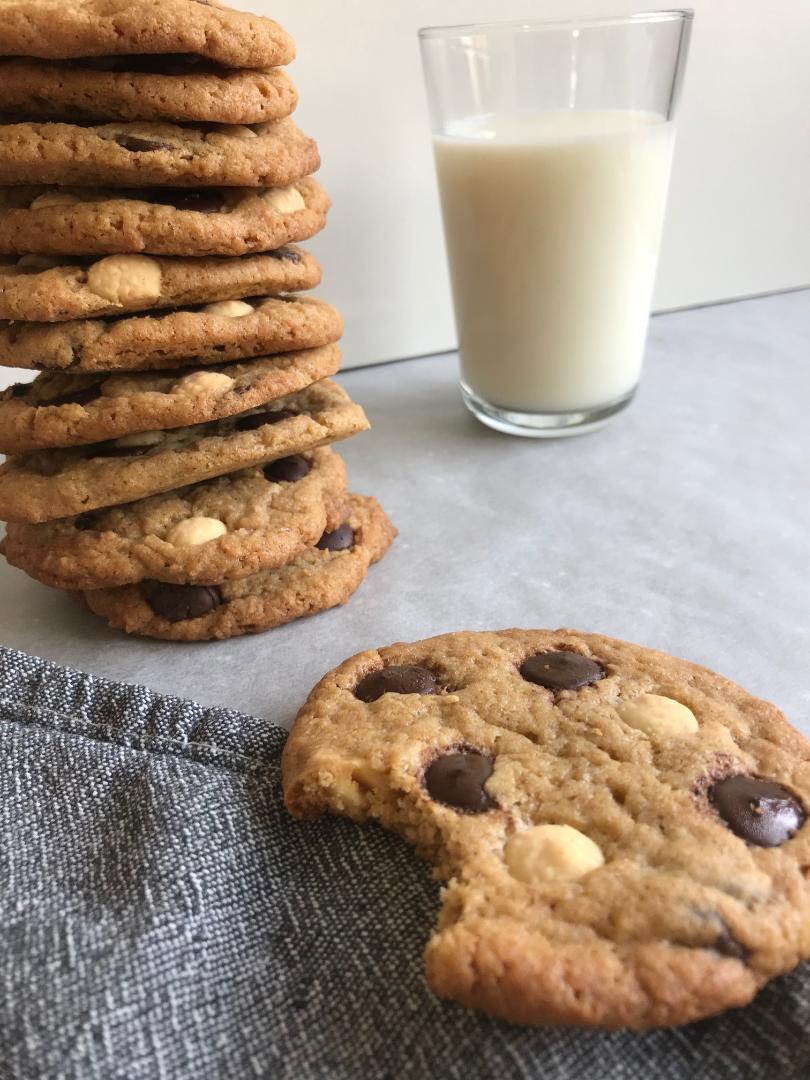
[0,0,395,641]
[0,0,330,256]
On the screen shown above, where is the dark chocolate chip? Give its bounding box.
[709,775,806,847]
[269,248,302,264]
[74,512,98,531]
[89,442,152,459]
[519,650,604,692]
[45,383,103,407]
[316,523,354,552]
[7,382,30,398]
[263,455,310,482]
[142,581,223,622]
[424,751,496,813]
[713,923,749,961]
[235,408,296,432]
[354,665,438,703]
[115,134,171,153]
[143,188,225,214]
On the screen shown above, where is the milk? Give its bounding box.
[434,111,675,413]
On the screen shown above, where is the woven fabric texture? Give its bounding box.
[0,646,807,1080]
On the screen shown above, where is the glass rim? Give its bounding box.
[418,9,694,40]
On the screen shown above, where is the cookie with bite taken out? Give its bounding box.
[282,629,810,1030]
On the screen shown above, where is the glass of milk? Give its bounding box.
[420,11,693,436]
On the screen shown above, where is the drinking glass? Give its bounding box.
[420,10,693,436]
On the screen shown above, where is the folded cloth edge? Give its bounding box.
[0,645,286,772]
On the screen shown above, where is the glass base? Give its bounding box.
[461,382,637,438]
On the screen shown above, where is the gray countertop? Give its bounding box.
[1,290,808,734]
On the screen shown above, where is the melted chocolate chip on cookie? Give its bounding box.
[316,523,354,552]
[709,775,806,847]
[355,665,438,703]
[269,248,302,263]
[235,408,296,432]
[74,512,98,531]
[712,922,750,961]
[263,455,310,482]
[143,581,223,622]
[115,135,172,153]
[424,751,496,813]
[520,650,604,692]
[44,383,104,407]
[142,188,225,214]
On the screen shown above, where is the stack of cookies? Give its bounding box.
[0,0,395,642]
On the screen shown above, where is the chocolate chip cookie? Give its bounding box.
[282,629,810,1030]
[0,343,342,452]
[0,296,343,373]
[0,247,320,323]
[0,58,298,124]
[3,448,348,589]
[81,493,396,640]
[0,117,318,188]
[0,378,368,522]
[0,1,295,70]
[0,178,329,256]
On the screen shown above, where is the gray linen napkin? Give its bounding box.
[0,646,807,1080]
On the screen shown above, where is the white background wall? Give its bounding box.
[0,1,806,393]
[247,0,810,368]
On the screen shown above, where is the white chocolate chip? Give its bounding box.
[616,694,698,740]
[102,376,151,399]
[504,825,605,885]
[217,124,258,139]
[87,254,163,306]
[262,185,306,213]
[202,300,255,317]
[30,192,83,208]
[174,371,235,397]
[114,430,164,448]
[166,516,227,546]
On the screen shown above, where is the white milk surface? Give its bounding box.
[434,111,675,413]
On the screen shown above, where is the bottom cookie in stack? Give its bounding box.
[0,375,395,640]
[2,439,395,640]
